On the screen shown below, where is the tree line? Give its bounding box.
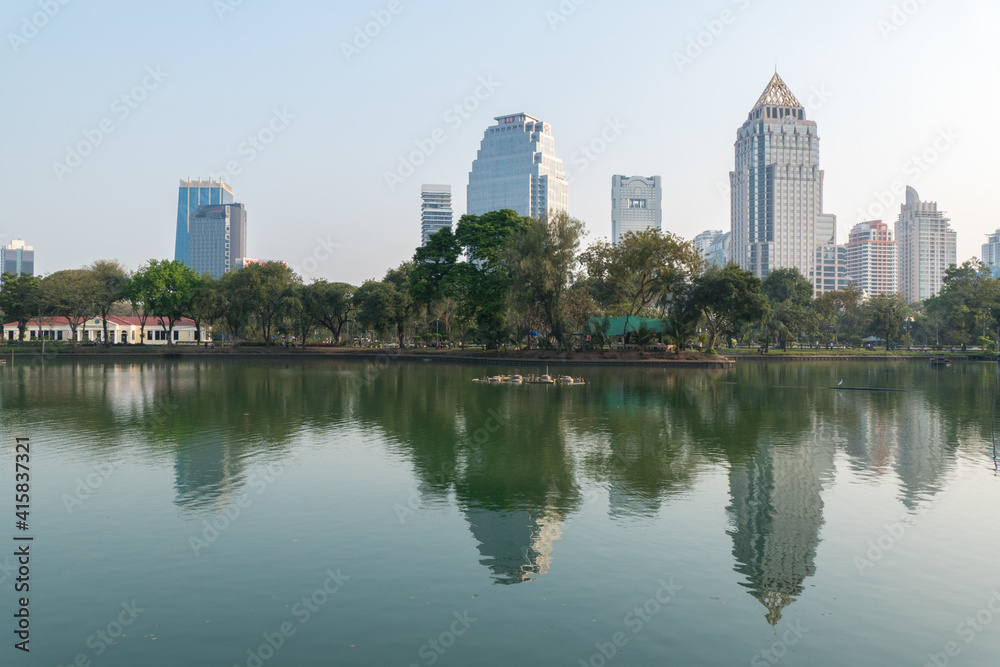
[1,209,997,352]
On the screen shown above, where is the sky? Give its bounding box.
[4,0,998,285]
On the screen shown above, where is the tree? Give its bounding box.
[354,279,408,347]
[190,277,223,345]
[762,268,813,350]
[580,229,704,336]
[286,283,316,346]
[453,209,532,343]
[90,260,129,344]
[504,212,585,350]
[307,280,355,343]
[124,267,154,345]
[0,274,41,342]
[863,294,907,351]
[411,228,460,308]
[662,284,702,354]
[219,269,257,344]
[383,262,416,348]
[143,260,203,346]
[811,285,864,346]
[42,269,100,348]
[693,264,767,352]
[248,262,299,344]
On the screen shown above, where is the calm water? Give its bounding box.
[1,358,999,666]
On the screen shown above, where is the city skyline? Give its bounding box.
[6,0,997,285]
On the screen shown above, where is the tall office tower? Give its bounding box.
[611,176,662,243]
[895,187,956,303]
[982,230,1000,278]
[731,72,827,287]
[176,178,234,265]
[847,221,897,296]
[467,113,568,219]
[421,184,453,245]
[1,240,34,277]
[189,203,247,279]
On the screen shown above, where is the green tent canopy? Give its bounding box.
[586,316,668,337]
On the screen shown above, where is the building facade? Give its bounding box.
[982,230,1000,278]
[1,240,34,278]
[3,316,207,345]
[611,176,662,243]
[421,184,453,245]
[730,73,827,288]
[467,113,569,220]
[175,178,234,266]
[189,203,247,279]
[846,221,897,296]
[895,187,956,303]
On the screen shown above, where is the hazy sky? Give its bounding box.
[5,0,998,285]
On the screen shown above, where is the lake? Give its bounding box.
[1,358,998,666]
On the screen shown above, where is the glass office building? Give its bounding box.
[189,203,247,279]
[730,73,826,286]
[1,240,34,278]
[176,178,234,265]
[467,114,568,219]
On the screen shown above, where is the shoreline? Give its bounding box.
[2,347,989,367]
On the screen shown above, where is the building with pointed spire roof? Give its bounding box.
[730,73,832,291]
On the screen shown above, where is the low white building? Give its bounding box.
[3,315,208,345]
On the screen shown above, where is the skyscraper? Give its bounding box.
[730,73,826,286]
[611,175,662,243]
[189,203,247,279]
[176,178,234,266]
[467,113,568,219]
[982,230,1000,279]
[1,240,34,278]
[812,213,855,296]
[693,230,726,263]
[847,221,897,296]
[420,184,453,245]
[895,187,956,303]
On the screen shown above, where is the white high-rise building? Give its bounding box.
[847,221,897,296]
[731,73,828,287]
[420,185,453,245]
[896,187,956,303]
[467,113,568,220]
[611,175,662,243]
[982,230,1000,278]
